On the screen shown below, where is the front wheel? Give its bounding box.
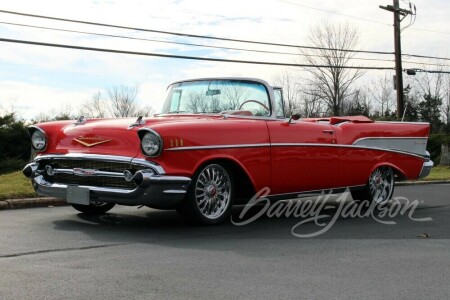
[351,166,395,205]
[71,201,115,215]
[177,163,234,225]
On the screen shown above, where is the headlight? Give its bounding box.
[31,130,47,151]
[141,131,162,157]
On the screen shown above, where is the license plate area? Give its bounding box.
[66,186,90,205]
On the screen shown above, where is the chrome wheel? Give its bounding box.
[368,166,394,204]
[195,164,231,220]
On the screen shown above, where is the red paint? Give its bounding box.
[33,115,430,195]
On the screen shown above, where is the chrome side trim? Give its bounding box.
[353,136,428,143]
[375,121,430,125]
[272,143,428,160]
[268,184,366,199]
[352,137,428,158]
[34,154,165,174]
[166,142,427,160]
[166,143,271,151]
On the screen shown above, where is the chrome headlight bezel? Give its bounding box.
[30,127,47,151]
[138,128,163,157]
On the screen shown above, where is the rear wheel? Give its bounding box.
[71,201,115,215]
[351,166,395,205]
[177,163,234,225]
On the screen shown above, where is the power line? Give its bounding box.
[0,9,448,62]
[277,0,450,35]
[277,0,391,26]
[0,37,395,70]
[0,21,394,63]
[402,53,450,62]
[0,9,394,55]
[0,20,402,65]
[1,21,448,68]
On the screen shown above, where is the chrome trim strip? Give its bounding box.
[271,143,428,160]
[353,136,428,144]
[47,168,125,178]
[352,137,428,159]
[34,154,165,174]
[375,121,430,125]
[163,190,188,194]
[167,142,427,159]
[268,184,366,198]
[166,143,271,151]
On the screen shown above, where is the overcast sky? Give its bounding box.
[0,0,448,120]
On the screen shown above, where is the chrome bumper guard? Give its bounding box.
[419,160,434,179]
[23,154,191,209]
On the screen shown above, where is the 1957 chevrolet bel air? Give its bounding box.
[23,78,433,224]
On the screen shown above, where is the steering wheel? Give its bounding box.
[238,100,270,112]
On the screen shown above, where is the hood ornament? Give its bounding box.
[128,116,145,129]
[74,116,86,126]
[73,136,112,147]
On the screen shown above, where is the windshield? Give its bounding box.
[161,80,271,116]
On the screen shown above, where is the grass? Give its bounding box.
[0,166,450,200]
[0,171,37,200]
[424,165,450,181]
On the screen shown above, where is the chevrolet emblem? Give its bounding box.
[73,136,112,147]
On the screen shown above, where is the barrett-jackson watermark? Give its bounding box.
[231,187,432,238]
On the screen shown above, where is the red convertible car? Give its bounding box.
[23,78,433,224]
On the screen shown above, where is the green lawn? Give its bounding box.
[0,171,37,200]
[1,166,450,200]
[424,166,450,181]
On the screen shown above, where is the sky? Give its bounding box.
[0,0,448,120]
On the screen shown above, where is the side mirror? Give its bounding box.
[288,112,301,124]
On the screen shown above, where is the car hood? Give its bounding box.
[42,115,221,157]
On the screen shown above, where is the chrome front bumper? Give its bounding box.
[23,154,191,209]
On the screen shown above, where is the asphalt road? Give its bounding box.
[0,184,449,299]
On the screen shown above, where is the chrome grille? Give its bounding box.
[38,159,145,189]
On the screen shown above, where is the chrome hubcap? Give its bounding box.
[195,164,231,219]
[369,166,394,204]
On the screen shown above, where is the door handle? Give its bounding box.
[323,130,334,134]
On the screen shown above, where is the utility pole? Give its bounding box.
[380,0,413,119]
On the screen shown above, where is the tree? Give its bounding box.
[272,71,301,115]
[80,91,107,118]
[405,67,447,130]
[80,85,154,118]
[418,93,442,132]
[107,85,140,117]
[401,85,419,121]
[0,113,30,173]
[370,73,394,118]
[344,88,371,116]
[443,74,450,133]
[301,21,365,116]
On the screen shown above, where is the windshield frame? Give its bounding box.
[161,77,275,119]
